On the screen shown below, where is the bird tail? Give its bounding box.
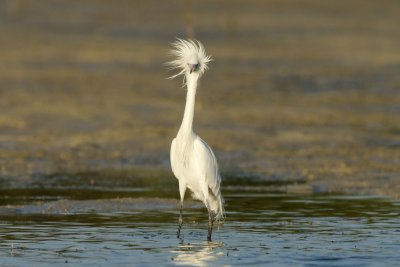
[210,193,225,222]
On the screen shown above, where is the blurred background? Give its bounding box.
[0,0,399,198]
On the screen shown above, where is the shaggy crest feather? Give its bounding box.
[167,38,212,81]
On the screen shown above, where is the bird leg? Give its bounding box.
[177,202,183,239]
[207,208,214,242]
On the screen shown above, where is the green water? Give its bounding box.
[1,187,399,266]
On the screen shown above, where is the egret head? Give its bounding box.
[167,39,212,81]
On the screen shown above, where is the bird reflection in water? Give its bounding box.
[171,241,225,267]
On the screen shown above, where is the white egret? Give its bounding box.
[168,39,224,242]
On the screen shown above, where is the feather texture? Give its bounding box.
[166,38,212,80]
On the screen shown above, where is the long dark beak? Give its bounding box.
[189,63,199,74]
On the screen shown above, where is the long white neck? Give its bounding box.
[178,76,198,136]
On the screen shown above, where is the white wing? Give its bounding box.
[170,138,180,179]
[193,136,221,197]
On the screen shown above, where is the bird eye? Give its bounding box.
[189,63,200,74]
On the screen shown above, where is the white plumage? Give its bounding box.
[168,39,224,241]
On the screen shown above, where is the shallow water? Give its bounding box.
[1,190,399,266]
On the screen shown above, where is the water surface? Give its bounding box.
[1,190,399,266]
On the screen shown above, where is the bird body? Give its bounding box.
[168,39,224,241]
